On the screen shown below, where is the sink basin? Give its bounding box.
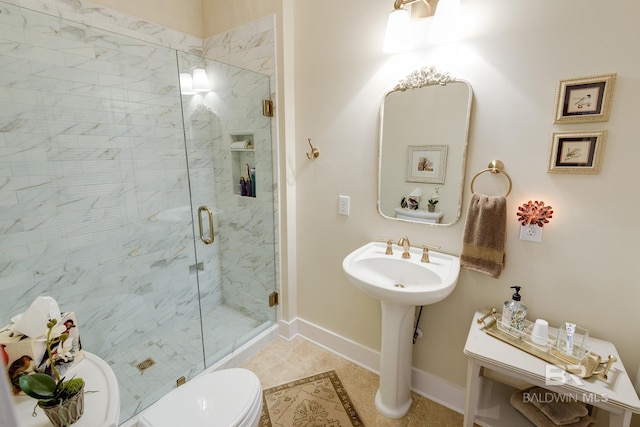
[342,241,460,306]
[342,241,460,419]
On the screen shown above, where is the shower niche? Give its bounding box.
[230,132,257,197]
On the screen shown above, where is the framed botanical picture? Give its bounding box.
[548,130,607,174]
[553,73,616,124]
[406,145,447,183]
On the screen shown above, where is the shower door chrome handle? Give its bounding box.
[197,206,215,245]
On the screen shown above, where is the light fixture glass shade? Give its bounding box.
[383,8,410,53]
[179,73,195,95]
[192,68,211,92]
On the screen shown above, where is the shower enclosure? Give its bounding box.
[0,2,277,422]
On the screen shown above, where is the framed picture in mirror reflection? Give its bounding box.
[548,130,606,174]
[406,145,448,184]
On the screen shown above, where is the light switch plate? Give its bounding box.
[519,224,543,243]
[338,195,350,216]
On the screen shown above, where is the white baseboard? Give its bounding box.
[277,317,297,339]
[295,317,381,374]
[283,317,466,414]
[411,365,466,414]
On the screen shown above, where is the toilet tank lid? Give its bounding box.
[139,368,261,427]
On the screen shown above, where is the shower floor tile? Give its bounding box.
[113,303,264,422]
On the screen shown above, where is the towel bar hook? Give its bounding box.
[470,160,513,197]
[306,138,320,159]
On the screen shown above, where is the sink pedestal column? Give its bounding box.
[375,301,414,418]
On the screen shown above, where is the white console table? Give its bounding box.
[464,311,640,427]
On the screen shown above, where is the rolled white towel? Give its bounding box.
[231,140,252,149]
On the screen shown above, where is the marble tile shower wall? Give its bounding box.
[0,0,279,421]
[202,16,280,322]
[203,15,275,79]
[178,52,276,330]
[3,0,203,55]
[0,0,276,368]
[14,1,283,320]
[0,2,205,354]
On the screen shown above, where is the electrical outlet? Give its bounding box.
[414,328,423,340]
[519,224,543,243]
[338,195,350,216]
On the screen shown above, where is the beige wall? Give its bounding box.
[202,0,282,37]
[90,0,204,37]
[292,0,640,419]
[89,0,282,39]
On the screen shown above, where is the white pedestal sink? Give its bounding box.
[342,241,460,418]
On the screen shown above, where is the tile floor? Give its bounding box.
[240,336,478,427]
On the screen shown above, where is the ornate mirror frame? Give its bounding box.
[378,67,473,226]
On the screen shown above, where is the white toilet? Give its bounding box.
[138,368,263,427]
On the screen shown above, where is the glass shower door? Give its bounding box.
[0,3,206,422]
[0,3,277,424]
[178,52,277,367]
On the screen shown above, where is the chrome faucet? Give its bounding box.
[397,236,411,259]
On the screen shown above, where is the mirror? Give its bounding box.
[378,67,473,226]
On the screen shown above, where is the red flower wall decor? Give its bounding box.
[517,201,553,227]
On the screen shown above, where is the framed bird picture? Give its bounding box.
[548,130,607,174]
[553,73,616,124]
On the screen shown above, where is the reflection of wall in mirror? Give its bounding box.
[379,81,471,225]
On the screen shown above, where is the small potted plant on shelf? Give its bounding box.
[427,187,440,212]
[19,318,85,427]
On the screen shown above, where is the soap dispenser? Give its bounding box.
[500,285,527,335]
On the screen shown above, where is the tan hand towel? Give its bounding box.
[460,193,507,278]
[510,388,595,427]
[528,387,589,424]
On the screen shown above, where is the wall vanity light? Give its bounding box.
[180,68,211,95]
[384,0,462,51]
[384,0,437,52]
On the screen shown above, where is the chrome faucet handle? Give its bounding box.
[377,236,394,255]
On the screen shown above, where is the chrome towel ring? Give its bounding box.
[470,160,513,197]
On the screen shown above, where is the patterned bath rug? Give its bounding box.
[260,370,364,426]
